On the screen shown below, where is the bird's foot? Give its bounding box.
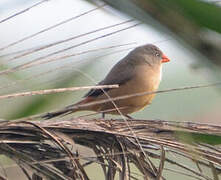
[102,112,105,119]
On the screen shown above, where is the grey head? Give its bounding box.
[125,44,164,66]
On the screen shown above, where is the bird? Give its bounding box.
[43,44,170,119]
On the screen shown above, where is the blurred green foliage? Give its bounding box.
[176,131,221,145]
[93,0,221,66]
[165,0,221,32]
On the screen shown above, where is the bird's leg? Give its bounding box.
[124,114,133,119]
[102,112,105,118]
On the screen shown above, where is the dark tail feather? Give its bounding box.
[42,108,76,119]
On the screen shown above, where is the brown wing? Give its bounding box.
[84,57,135,97]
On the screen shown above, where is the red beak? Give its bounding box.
[161,54,170,63]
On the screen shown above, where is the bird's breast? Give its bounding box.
[134,64,162,92]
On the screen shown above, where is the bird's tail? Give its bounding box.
[42,97,93,119]
[42,107,78,119]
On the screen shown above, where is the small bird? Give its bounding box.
[43,44,170,119]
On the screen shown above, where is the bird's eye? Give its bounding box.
[155,53,160,57]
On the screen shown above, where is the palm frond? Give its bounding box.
[0,118,220,179]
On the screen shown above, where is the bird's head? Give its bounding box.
[129,44,170,66]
